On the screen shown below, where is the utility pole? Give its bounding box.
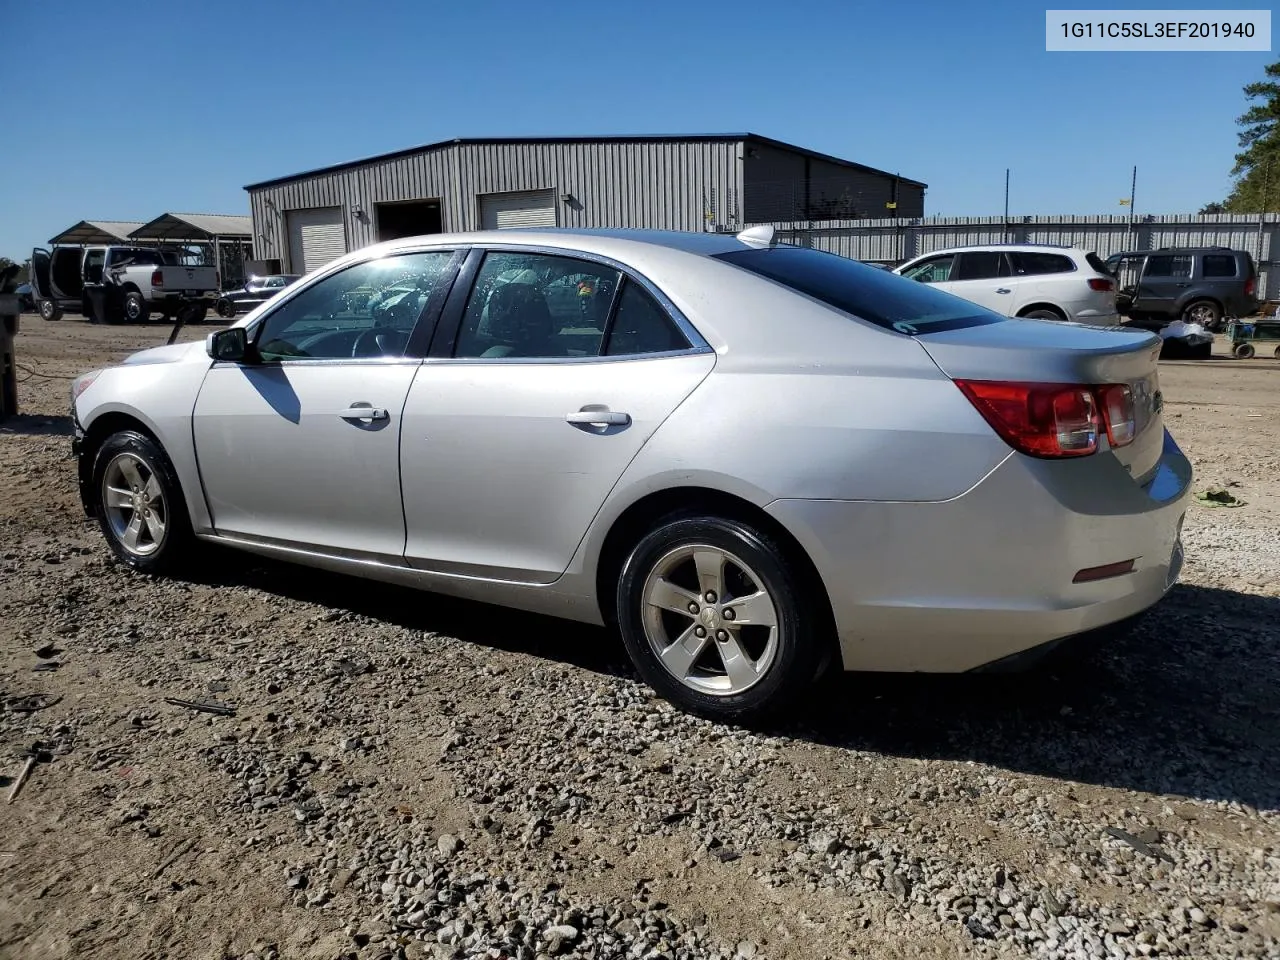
[1003,168,1010,244]
[1259,156,1272,300]
[1125,165,1137,247]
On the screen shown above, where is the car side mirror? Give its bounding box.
[207,326,248,362]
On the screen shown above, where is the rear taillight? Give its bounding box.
[151,269,164,287]
[1088,277,1113,292]
[1245,276,1256,296]
[955,380,1136,458]
[1096,384,1135,447]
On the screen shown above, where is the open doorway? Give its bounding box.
[375,199,443,242]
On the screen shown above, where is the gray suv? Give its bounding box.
[1105,247,1259,332]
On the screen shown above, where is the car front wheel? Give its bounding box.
[93,430,194,575]
[616,514,826,721]
[38,300,61,322]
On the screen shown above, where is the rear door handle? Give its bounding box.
[566,409,631,427]
[340,404,389,421]
[995,287,1012,294]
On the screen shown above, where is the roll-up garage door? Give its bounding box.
[287,207,347,274]
[479,190,557,230]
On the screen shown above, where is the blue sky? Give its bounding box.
[1,1,1272,261]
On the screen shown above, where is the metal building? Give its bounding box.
[244,134,926,274]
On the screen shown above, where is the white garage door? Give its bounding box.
[287,207,347,274]
[479,190,557,230]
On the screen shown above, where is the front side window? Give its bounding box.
[254,251,453,360]
[1201,254,1237,278]
[954,251,1011,280]
[901,254,955,283]
[716,246,1001,335]
[1144,255,1193,279]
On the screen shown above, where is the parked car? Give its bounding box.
[894,244,1119,325]
[68,227,1190,720]
[29,245,218,324]
[216,274,301,318]
[1103,247,1258,332]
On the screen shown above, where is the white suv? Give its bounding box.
[893,244,1119,325]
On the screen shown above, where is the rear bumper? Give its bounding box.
[767,429,1192,673]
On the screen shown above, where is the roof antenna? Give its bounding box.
[735,224,777,248]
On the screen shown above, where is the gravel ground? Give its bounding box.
[2,316,1279,960]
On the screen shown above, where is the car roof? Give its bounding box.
[372,227,758,260]
[908,243,1083,256]
[1109,247,1242,256]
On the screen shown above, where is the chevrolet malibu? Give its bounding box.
[69,227,1191,720]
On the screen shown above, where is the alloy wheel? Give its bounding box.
[102,453,168,557]
[640,544,779,696]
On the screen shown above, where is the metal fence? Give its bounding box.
[749,213,1280,300]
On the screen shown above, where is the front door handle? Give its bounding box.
[995,287,1012,294]
[566,409,631,427]
[340,403,389,422]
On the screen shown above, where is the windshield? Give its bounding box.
[714,246,1002,335]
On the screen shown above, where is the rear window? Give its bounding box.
[1086,253,1111,275]
[1202,254,1238,278]
[714,246,1002,335]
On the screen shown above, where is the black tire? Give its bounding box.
[217,299,237,319]
[38,299,62,322]
[91,430,195,576]
[122,291,150,323]
[1021,308,1066,322]
[1233,342,1256,359]
[1183,299,1221,329]
[615,514,827,721]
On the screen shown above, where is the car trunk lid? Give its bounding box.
[916,318,1166,481]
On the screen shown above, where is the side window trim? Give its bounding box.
[427,243,710,362]
[241,248,463,364]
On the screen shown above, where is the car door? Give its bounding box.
[1135,253,1192,315]
[399,247,716,584]
[29,248,52,303]
[191,248,462,559]
[943,251,1016,315]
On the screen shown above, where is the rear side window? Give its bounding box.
[1201,254,1237,278]
[1011,252,1075,275]
[1145,255,1193,279]
[604,281,689,356]
[715,246,1003,335]
[953,251,1010,280]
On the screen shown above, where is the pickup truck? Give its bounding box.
[29,245,218,323]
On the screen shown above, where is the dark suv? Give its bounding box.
[1104,247,1258,331]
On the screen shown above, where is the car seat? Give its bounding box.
[480,283,556,358]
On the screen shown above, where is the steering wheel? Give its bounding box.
[351,326,408,358]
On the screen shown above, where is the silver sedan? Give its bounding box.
[69,227,1192,720]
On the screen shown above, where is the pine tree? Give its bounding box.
[1225,60,1280,212]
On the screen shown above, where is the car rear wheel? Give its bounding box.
[38,300,61,322]
[94,430,194,575]
[1021,307,1066,322]
[615,514,825,721]
[1184,300,1221,328]
[123,292,150,323]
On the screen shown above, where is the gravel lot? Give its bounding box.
[2,316,1279,960]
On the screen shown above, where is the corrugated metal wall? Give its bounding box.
[248,139,744,269]
[763,214,1280,299]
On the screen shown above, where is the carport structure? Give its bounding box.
[129,213,254,288]
[47,220,155,245]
